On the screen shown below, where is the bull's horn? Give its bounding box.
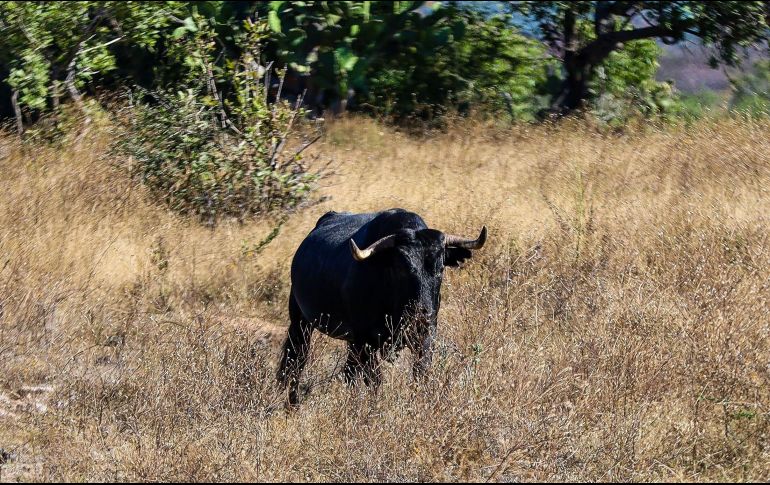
[445,226,487,250]
[350,234,397,261]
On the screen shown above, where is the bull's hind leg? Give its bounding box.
[277,292,313,406]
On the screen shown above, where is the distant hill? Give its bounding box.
[656,43,767,94]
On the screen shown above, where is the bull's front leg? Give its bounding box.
[412,324,436,379]
[344,342,382,389]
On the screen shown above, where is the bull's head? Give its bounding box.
[349,226,486,263]
[348,226,487,332]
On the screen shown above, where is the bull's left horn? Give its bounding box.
[444,226,487,250]
[350,234,397,261]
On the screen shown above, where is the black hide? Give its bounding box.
[277,208,482,405]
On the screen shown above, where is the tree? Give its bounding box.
[260,2,551,121]
[509,1,770,114]
[258,1,468,114]
[0,1,185,131]
[117,15,319,225]
[363,9,552,121]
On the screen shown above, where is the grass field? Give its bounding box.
[1,115,769,481]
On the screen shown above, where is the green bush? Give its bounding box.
[730,60,770,118]
[118,16,319,225]
[362,11,552,123]
[676,90,726,121]
[587,35,682,126]
[0,1,185,123]
[452,16,553,121]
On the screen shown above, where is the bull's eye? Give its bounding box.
[394,250,419,274]
[427,252,444,273]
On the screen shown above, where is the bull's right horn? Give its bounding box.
[350,234,397,261]
[444,226,487,250]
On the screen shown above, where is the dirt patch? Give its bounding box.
[0,384,54,419]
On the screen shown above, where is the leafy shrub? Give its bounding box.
[118,15,319,225]
[362,10,552,123]
[449,14,554,121]
[676,90,725,121]
[730,60,770,117]
[587,37,682,126]
[0,1,185,124]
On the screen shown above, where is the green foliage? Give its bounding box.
[454,16,553,121]
[7,50,50,111]
[594,39,662,99]
[730,60,770,117]
[118,17,318,225]
[257,2,552,122]
[260,0,475,117]
[4,1,765,129]
[590,37,680,124]
[676,90,725,121]
[514,1,770,66]
[510,1,770,112]
[262,1,376,99]
[365,11,553,122]
[0,1,185,117]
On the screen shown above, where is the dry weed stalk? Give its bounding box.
[0,115,768,481]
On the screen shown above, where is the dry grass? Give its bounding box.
[1,114,769,481]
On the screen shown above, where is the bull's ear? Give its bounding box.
[445,247,472,267]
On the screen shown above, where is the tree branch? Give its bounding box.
[79,36,124,55]
[64,36,94,109]
[601,24,683,44]
[595,1,643,35]
[580,22,695,64]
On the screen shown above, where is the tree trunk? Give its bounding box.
[11,89,23,135]
[552,58,593,114]
[549,7,594,116]
[51,78,61,111]
[551,40,617,115]
[64,46,92,129]
[65,59,84,109]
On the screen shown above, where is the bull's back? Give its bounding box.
[290,212,375,329]
[289,209,428,337]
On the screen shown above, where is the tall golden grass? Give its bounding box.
[1,114,769,481]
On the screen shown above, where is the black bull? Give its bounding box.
[277,208,487,404]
